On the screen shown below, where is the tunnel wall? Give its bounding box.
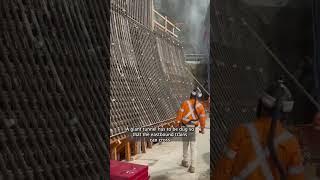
[110,5,194,136]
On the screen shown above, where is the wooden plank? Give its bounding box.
[153,9,166,20]
[166,19,175,27]
[154,21,166,30]
[130,140,140,161]
[147,139,152,149]
[110,139,124,161]
[141,138,147,153]
[125,140,131,161]
[154,22,178,38]
[137,140,142,154]
[153,9,180,32]
[165,16,167,32]
[132,140,138,155]
[110,135,127,144]
[111,146,118,160]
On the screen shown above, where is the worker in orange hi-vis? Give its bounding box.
[175,87,207,173]
[213,80,305,180]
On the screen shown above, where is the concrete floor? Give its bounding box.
[132,118,210,180]
[130,116,320,180]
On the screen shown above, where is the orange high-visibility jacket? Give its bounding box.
[176,99,206,128]
[213,117,305,180]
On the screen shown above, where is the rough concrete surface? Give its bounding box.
[132,118,210,180]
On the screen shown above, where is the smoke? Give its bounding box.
[155,0,210,53]
[184,0,210,52]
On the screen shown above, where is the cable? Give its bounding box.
[242,18,320,110]
[184,66,210,95]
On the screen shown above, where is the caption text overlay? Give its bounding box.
[127,127,196,142]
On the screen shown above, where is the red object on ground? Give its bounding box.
[110,160,149,180]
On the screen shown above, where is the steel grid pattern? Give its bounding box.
[210,0,300,173]
[110,8,194,137]
[111,0,153,29]
[0,0,109,179]
[0,0,192,178]
[129,24,174,122]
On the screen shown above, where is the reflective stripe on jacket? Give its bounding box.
[176,99,206,128]
[213,117,305,180]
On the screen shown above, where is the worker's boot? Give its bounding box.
[188,166,195,173]
[181,160,188,168]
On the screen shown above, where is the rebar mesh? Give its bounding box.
[210,0,318,173]
[0,0,110,179]
[111,0,153,29]
[110,5,194,137]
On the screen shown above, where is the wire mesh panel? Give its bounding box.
[110,11,158,136]
[111,0,153,29]
[210,0,317,173]
[127,0,153,29]
[111,0,127,12]
[129,24,174,122]
[0,0,109,179]
[156,35,194,106]
[110,3,193,137]
[210,6,274,171]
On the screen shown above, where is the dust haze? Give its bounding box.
[154,0,210,53]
